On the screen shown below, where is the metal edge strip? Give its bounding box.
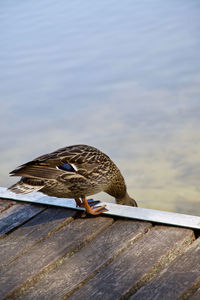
[0,187,199,230]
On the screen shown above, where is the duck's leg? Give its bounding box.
[81,197,108,215]
[74,198,101,208]
[74,198,82,207]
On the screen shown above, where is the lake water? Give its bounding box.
[0,0,200,215]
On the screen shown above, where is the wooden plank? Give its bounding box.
[0,199,15,213]
[0,207,76,267]
[131,238,200,300]
[68,226,194,300]
[0,216,113,299]
[0,204,45,236]
[15,220,151,300]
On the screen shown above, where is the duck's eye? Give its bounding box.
[58,164,76,172]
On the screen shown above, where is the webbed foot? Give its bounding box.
[81,197,108,215]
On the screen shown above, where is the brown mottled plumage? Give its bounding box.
[8,144,137,215]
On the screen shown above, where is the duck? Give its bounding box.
[8,144,137,215]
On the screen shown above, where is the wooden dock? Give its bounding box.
[0,198,200,300]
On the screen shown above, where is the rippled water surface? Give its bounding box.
[1,0,200,215]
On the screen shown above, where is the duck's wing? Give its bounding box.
[9,163,64,180]
[9,144,102,180]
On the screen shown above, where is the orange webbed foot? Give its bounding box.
[81,197,108,215]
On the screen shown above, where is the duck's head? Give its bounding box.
[115,192,137,207]
[104,170,137,207]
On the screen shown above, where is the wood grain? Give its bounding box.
[69,226,194,300]
[0,216,112,299]
[0,207,76,267]
[16,220,151,300]
[131,237,200,300]
[0,197,199,300]
[0,203,45,236]
[0,199,15,213]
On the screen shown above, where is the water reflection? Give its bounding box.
[0,0,200,215]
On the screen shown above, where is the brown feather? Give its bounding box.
[10,165,64,180]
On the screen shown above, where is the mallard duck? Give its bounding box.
[8,144,137,215]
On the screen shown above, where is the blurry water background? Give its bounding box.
[0,0,200,215]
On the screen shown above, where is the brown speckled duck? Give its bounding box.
[9,144,137,215]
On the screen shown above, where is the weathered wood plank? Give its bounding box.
[15,220,151,300]
[0,199,15,213]
[0,207,76,267]
[0,216,113,299]
[131,237,200,300]
[0,204,45,236]
[68,226,194,300]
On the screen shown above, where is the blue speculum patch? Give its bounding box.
[58,164,75,172]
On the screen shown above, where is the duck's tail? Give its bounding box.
[8,179,43,194]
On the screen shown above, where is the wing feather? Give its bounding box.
[10,165,64,179]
